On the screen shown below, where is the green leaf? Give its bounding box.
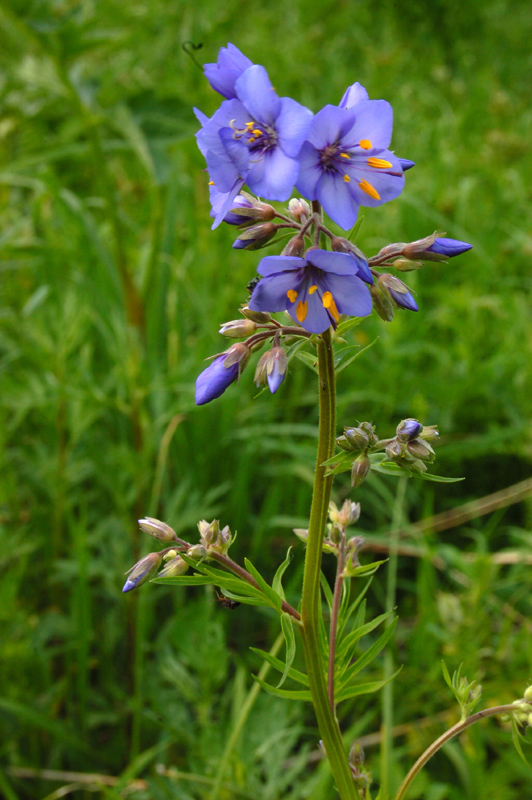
[346,215,365,243]
[285,337,313,364]
[338,610,394,667]
[320,572,334,612]
[244,558,283,611]
[511,719,530,766]
[272,547,293,600]
[250,648,310,687]
[252,675,312,702]
[369,454,463,482]
[322,451,353,467]
[278,613,297,688]
[339,618,398,686]
[336,669,402,703]
[295,349,319,374]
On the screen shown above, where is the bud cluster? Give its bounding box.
[336,422,377,488]
[122,516,234,593]
[294,499,363,570]
[377,419,439,474]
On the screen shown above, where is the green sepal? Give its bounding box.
[278,613,296,688]
[252,675,312,702]
[250,648,310,687]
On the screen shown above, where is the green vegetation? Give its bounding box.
[1,0,531,798]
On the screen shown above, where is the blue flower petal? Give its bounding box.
[235,65,281,125]
[316,171,359,229]
[249,271,299,313]
[203,44,253,99]
[342,100,394,149]
[267,366,285,393]
[295,141,321,200]
[320,272,372,318]
[195,355,240,405]
[338,82,369,109]
[429,238,473,257]
[257,256,305,276]
[247,145,299,200]
[276,97,314,158]
[307,104,358,148]
[306,250,360,276]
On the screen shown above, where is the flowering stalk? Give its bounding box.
[393,704,519,800]
[300,327,359,800]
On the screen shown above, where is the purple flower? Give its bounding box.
[396,418,423,442]
[296,98,405,230]
[427,237,473,258]
[209,185,253,225]
[398,158,415,171]
[249,249,372,334]
[196,65,313,227]
[195,344,250,405]
[203,44,253,99]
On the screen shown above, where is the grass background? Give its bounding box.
[1,0,531,798]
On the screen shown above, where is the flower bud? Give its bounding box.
[344,426,370,450]
[198,519,219,545]
[266,346,287,394]
[396,418,423,442]
[229,192,276,222]
[378,273,418,312]
[392,258,423,272]
[293,528,309,544]
[338,500,361,528]
[385,440,404,460]
[349,740,365,768]
[122,552,162,593]
[287,198,310,221]
[281,234,305,258]
[524,685,532,703]
[233,222,277,251]
[358,422,378,444]
[241,305,271,324]
[219,319,258,338]
[419,424,439,441]
[328,501,340,524]
[351,453,371,488]
[163,549,178,560]
[138,517,176,543]
[370,283,395,322]
[406,439,435,461]
[330,237,373,283]
[328,523,343,545]
[186,544,208,560]
[158,555,189,578]
[402,232,473,262]
[195,344,251,406]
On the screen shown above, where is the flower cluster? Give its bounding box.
[192,43,473,405]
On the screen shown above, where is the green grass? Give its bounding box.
[1,0,531,797]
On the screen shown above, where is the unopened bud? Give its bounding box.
[158,555,189,578]
[186,544,208,560]
[328,501,340,524]
[328,523,343,545]
[293,528,309,544]
[233,222,276,251]
[385,440,404,460]
[378,273,418,312]
[198,519,220,545]
[287,198,310,221]
[370,283,395,322]
[396,418,423,442]
[524,686,532,702]
[393,258,424,271]
[229,192,276,222]
[219,319,258,338]
[163,549,178,561]
[406,439,435,461]
[223,342,251,373]
[281,234,305,257]
[122,552,163,593]
[338,500,361,527]
[419,424,439,441]
[138,517,176,543]
[349,740,365,768]
[351,453,371,488]
[241,305,271,324]
[344,427,370,450]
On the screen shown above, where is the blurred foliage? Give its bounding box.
[0,0,531,798]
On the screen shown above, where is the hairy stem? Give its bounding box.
[393,704,518,800]
[328,535,346,709]
[300,328,359,800]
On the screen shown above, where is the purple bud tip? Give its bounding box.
[122,579,136,593]
[429,238,473,258]
[399,419,423,440]
[232,238,249,249]
[398,158,416,171]
[267,369,284,394]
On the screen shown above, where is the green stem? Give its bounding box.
[393,704,516,800]
[381,477,407,797]
[300,329,359,800]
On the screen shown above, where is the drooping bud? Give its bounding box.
[281,234,305,258]
[406,438,435,461]
[293,528,309,544]
[370,282,395,322]
[358,422,378,445]
[351,453,371,488]
[219,319,258,338]
[158,555,189,578]
[287,198,310,222]
[419,425,439,441]
[233,222,276,250]
[122,552,163,593]
[195,343,251,406]
[186,544,208,561]
[241,305,272,324]
[330,237,373,283]
[385,439,404,460]
[266,347,287,393]
[138,517,176,543]
[378,273,418,312]
[328,523,343,545]
[396,418,423,442]
[328,501,340,524]
[228,191,276,222]
[198,519,220,545]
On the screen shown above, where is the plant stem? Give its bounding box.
[300,328,359,800]
[380,476,407,797]
[393,704,517,800]
[328,535,346,709]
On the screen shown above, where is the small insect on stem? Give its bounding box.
[215,590,241,610]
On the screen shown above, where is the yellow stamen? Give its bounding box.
[343,174,351,183]
[245,121,255,129]
[296,300,308,322]
[287,289,298,303]
[359,139,372,150]
[208,181,214,186]
[322,291,339,321]
[308,285,318,294]
[248,137,255,143]
[252,128,263,136]
[340,152,350,159]
[358,179,381,200]
[367,157,393,169]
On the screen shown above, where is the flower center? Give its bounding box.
[231,119,278,153]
